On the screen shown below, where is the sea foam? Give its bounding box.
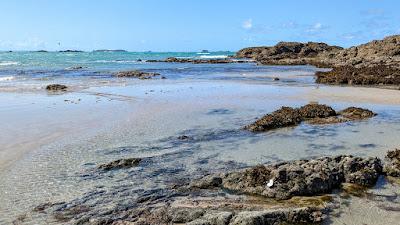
[0,61,19,66]
[0,76,15,81]
[199,55,228,59]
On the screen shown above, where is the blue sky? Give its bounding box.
[0,0,399,51]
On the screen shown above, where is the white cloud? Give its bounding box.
[242,19,253,30]
[313,23,322,30]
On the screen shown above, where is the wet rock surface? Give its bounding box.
[192,155,382,200]
[97,158,142,171]
[384,149,400,177]
[23,148,400,225]
[114,70,161,79]
[316,65,400,85]
[146,57,252,64]
[45,84,68,91]
[338,107,376,120]
[245,106,303,132]
[245,104,376,132]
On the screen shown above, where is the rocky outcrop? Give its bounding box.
[114,70,161,79]
[245,104,376,132]
[45,84,68,91]
[245,106,303,132]
[338,107,376,120]
[236,42,342,65]
[319,35,400,68]
[97,158,141,171]
[236,35,400,86]
[58,50,84,53]
[383,149,400,177]
[146,57,251,64]
[191,155,382,200]
[316,65,400,85]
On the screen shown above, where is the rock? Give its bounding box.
[114,70,160,79]
[338,107,376,120]
[235,42,342,64]
[177,135,191,140]
[193,155,382,200]
[170,208,205,223]
[316,65,400,85]
[245,104,374,132]
[97,158,141,171]
[58,50,84,53]
[45,84,68,91]
[383,149,400,177]
[298,104,336,119]
[66,66,84,70]
[229,207,323,225]
[245,106,302,132]
[190,175,223,189]
[146,57,252,64]
[237,35,400,86]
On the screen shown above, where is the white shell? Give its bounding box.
[266,179,274,188]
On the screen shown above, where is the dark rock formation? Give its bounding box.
[237,35,400,86]
[236,42,342,65]
[112,206,324,225]
[97,158,141,171]
[66,66,84,70]
[191,155,382,200]
[319,35,400,68]
[338,107,376,120]
[298,104,336,119]
[316,65,400,85]
[245,104,375,132]
[146,57,252,64]
[45,84,68,91]
[114,70,161,79]
[58,50,84,53]
[245,106,303,132]
[383,149,400,177]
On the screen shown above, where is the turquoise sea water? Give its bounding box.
[0,51,233,69]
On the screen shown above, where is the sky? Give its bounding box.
[0,0,399,51]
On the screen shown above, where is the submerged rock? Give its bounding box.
[245,104,376,132]
[45,84,68,91]
[384,149,400,177]
[97,158,142,171]
[114,70,160,79]
[192,155,382,200]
